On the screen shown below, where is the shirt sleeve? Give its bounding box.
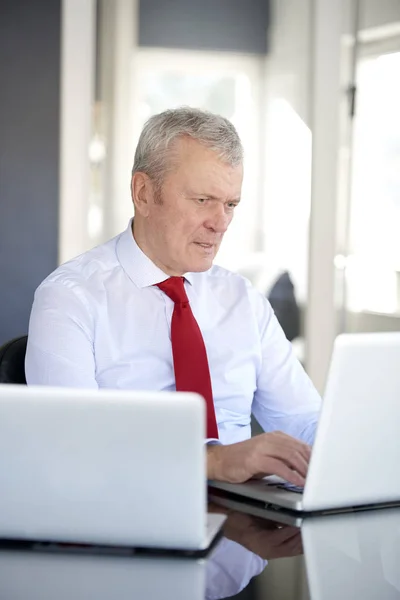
[206,537,266,600]
[250,287,321,445]
[25,282,98,388]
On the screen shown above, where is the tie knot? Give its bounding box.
[157,277,189,305]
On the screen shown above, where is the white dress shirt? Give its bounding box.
[26,221,321,445]
[206,537,266,599]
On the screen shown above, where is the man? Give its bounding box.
[26,107,321,486]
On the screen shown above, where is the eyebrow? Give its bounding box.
[191,193,241,203]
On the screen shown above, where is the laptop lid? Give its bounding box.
[0,385,210,550]
[302,332,400,511]
[209,332,400,513]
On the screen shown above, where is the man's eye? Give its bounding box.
[197,198,207,204]
[227,202,237,209]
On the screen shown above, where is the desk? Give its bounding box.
[0,503,399,599]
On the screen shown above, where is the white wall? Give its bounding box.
[361,0,400,30]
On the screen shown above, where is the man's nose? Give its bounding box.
[204,204,231,233]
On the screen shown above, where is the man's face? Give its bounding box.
[135,137,243,275]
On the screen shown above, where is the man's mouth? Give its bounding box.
[194,242,214,248]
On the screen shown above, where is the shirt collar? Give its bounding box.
[116,220,195,288]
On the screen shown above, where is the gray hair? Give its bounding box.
[132,107,243,187]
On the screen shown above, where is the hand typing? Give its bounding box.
[207,431,311,487]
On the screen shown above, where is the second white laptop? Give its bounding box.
[0,385,225,552]
[209,332,400,513]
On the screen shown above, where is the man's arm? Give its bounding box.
[25,282,98,388]
[251,288,321,446]
[207,283,320,485]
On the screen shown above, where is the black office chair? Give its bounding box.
[0,335,28,384]
[267,271,300,342]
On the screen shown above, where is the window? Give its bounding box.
[347,44,400,313]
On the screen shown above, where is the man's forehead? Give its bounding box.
[163,137,243,192]
[172,136,241,168]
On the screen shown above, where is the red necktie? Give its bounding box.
[157,277,219,439]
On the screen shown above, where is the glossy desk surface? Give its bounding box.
[0,501,399,599]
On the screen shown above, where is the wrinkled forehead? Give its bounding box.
[163,137,243,198]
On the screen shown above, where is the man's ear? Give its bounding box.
[131,172,152,217]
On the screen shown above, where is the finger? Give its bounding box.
[273,431,312,455]
[262,527,300,550]
[277,449,309,478]
[283,451,309,479]
[260,433,312,467]
[256,529,302,560]
[280,533,303,556]
[272,526,300,542]
[265,445,309,478]
[260,457,305,486]
[275,434,312,464]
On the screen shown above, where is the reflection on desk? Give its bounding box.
[0,550,205,600]
[0,505,399,599]
[0,509,296,600]
[303,507,400,599]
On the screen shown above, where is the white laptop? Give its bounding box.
[0,385,225,553]
[209,332,400,514]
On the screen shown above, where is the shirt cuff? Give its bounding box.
[205,438,221,445]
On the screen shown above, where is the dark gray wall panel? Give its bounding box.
[139,0,270,53]
[0,0,61,344]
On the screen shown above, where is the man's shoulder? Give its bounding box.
[204,263,250,285]
[198,264,272,318]
[191,264,254,298]
[38,235,121,293]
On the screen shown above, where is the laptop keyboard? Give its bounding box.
[264,481,304,494]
